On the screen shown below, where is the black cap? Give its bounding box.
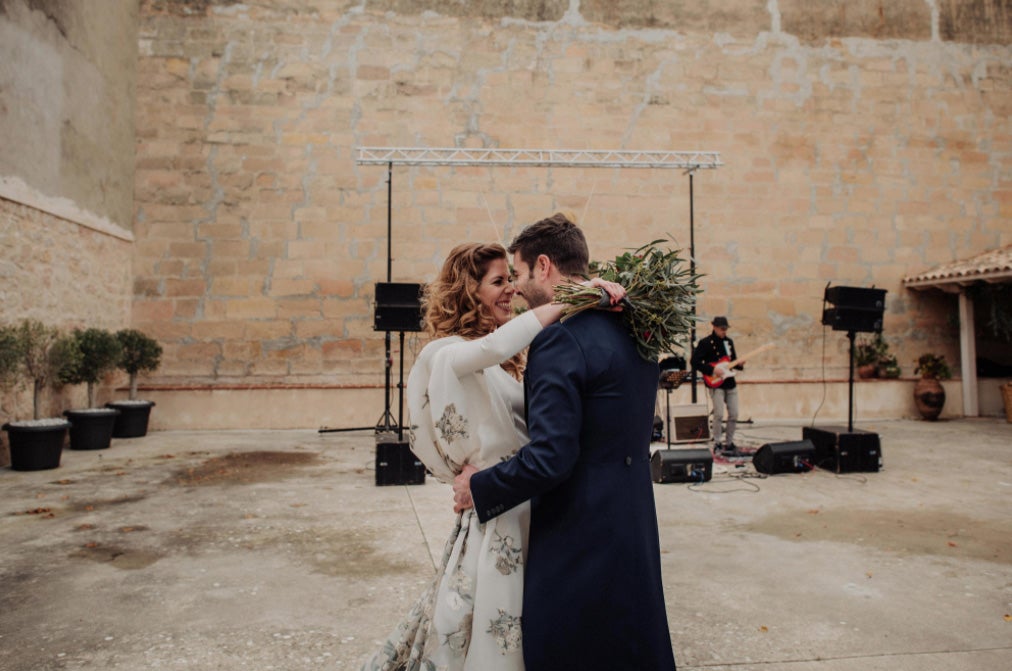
[712,316,729,328]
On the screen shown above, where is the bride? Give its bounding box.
[361,241,623,671]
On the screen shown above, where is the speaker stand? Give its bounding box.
[319,330,408,437]
[847,329,856,432]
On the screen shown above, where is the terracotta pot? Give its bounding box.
[914,377,946,421]
[857,364,879,379]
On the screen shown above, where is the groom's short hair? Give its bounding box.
[508,212,590,277]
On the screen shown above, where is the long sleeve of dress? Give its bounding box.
[435,309,543,378]
[406,310,544,483]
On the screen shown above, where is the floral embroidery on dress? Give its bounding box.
[447,566,473,595]
[487,609,522,654]
[444,612,472,655]
[489,530,522,576]
[435,403,469,443]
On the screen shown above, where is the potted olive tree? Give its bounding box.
[1,320,79,470]
[106,329,162,438]
[60,328,123,450]
[0,324,20,465]
[913,353,952,421]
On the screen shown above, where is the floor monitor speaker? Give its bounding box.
[651,448,713,484]
[802,426,882,473]
[752,439,816,474]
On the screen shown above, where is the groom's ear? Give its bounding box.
[535,254,552,279]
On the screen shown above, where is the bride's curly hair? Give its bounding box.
[423,242,525,379]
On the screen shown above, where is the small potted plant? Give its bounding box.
[880,354,902,379]
[854,333,890,379]
[1,320,79,470]
[913,353,952,421]
[60,328,123,450]
[106,329,162,438]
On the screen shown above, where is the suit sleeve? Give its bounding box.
[469,323,585,523]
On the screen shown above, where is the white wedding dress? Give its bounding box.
[361,310,544,671]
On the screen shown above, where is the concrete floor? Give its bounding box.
[0,418,1009,670]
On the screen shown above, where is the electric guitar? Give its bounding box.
[702,343,776,389]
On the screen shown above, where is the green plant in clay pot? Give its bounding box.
[106,329,163,438]
[879,354,901,379]
[913,353,952,421]
[60,328,124,450]
[854,333,890,379]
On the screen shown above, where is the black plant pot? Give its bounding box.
[64,409,120,450]
[2,421,70,471]
[105,401,155,438]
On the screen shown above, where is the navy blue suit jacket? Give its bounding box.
[470,310,676,671]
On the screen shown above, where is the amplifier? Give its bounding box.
[670,404,709,443]
[752,439,815,475]
[802,426,882,473]
[651,448,713,484]
[375,441,426,486]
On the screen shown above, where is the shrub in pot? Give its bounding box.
[0,324,21,465]
[60,328,123,450]
[1,320,79,470]
[913,353,952,421]
[106,329,163,438]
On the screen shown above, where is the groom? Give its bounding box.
[453,213,677,670]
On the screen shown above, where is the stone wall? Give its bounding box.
[0,0,139,437]
[0,197,133,430]
[125,1,1010,427]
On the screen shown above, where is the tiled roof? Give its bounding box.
[903,244,1012,290]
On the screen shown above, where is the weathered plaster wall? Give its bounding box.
[0,0,138,432]
[128,0,1011,427]
[0,0,139,228]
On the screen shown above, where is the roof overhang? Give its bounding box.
[902,244,1012,293]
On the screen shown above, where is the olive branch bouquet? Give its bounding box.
[553,240,703,362]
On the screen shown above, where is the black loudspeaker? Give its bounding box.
[374,282,424,332]
[375,441,426,486]
[802,426,882,473]
[821,307,884,333]
[651,449,713,483]
[822,285,886,333]
[752,439,816,474]
[824,286,887,310]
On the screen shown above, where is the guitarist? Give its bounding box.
[691,316,742,454]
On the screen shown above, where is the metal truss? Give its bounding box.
[356,146,722,170]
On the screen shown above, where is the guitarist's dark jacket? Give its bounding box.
[691,331,741,390]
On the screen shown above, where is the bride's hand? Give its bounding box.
[586,277,627,308]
